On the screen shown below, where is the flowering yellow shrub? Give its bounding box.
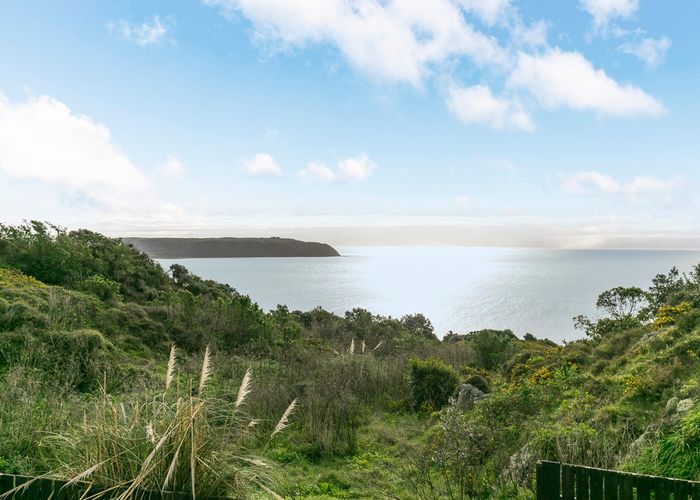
[529,366,553,385]
[654,302,692,327]
[622,373,644,396]
[0,268,46,288]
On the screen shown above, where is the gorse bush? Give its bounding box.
[408,357,459,411]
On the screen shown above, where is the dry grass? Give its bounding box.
[42,345,298,499]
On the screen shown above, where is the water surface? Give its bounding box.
[159,247,700,342]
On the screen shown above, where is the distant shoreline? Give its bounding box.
[123,237,340,259]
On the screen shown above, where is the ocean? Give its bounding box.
[158,247,700,342]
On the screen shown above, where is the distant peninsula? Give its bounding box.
[123,237,340,259]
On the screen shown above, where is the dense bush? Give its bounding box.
[408,357,459,411]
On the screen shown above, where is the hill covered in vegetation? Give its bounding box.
[123,236,340,258]
[1,221,700,498]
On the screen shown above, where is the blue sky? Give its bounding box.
[0,0,699,247]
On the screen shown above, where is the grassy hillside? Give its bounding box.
[1,221,700,498]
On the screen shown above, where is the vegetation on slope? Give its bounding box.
[1,221,700,498]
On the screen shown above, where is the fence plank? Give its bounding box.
[536,462,700,500]
[576,467,590,500]
[656,479,669,500]
[538,461,561,500]
[589,468,603,499]
[636,475,651,500]
[619,474,633,499]
[562,464,575,500]
[0,473,231,499]
[604,470,619,500]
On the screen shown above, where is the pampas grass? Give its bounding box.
[272,399,298,437]
[165,344,177,391]
[44,345,295,499]
[198,345,211,395]
[236,368,252,409]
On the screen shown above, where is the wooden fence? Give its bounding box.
[537,461,700,500]
[0,473,231,499]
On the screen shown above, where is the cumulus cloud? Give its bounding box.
[337,154,376,182]
[204,0,664,129]
[579,0,638,29]
[0,93,185,221]
[509,49,665,117]
[202,0,508,86]
[298,161,337,183]
[298,154,376,183]
[446,84,533,131]
[561,171,683,199]
[619,37,672,68]
[457,0,512,26]
[107,16,171,46]
[161,155,186,180]
[241,153,282,176]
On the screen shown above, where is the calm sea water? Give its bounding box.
[159,247,700,342]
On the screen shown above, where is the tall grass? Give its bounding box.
[43,345,297,498]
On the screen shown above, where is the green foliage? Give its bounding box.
[79,275,122,302]
[400,313,438,341]
[596,286,648,321]
[632,405,700,480]
[408,357,459,411]
[462,329,519,370]
[0,221,171,302]
[0,329,114,391]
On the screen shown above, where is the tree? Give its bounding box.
[595,287,647,321]
[400,313,437,340]
[463,329,518,371]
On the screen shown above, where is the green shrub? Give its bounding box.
[408,358,459,411]
[462,329,519,370]
[79,275,122,302]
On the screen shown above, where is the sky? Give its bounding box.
[1,0,699,248]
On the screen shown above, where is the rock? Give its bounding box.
[465,375,491,394]
[627,431,651,458]
[506,444,536,486]
[665,397,679,413]
[677,399,694,414]
[454,383,488,410]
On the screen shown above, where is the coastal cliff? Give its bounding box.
[122,236,340,258]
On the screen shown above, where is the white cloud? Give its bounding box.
[0,93,185,221]
[509,49,665,117]
[298,154,376,183]
[299,161,336,183]
[457,0,512,26]
[161,155,186,180]
[338,154,376,182]
[241,153,282,176]
[202,0,508,86]
[561,171,683,199]
[447,84,533,131]
[579,0,638,29]
[107,16,170,46]
[619,37,672,68]
[623,175,683,197]
[560,171,621,194]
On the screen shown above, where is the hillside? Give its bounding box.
[123,236,340,258]
[1,221,700,498]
